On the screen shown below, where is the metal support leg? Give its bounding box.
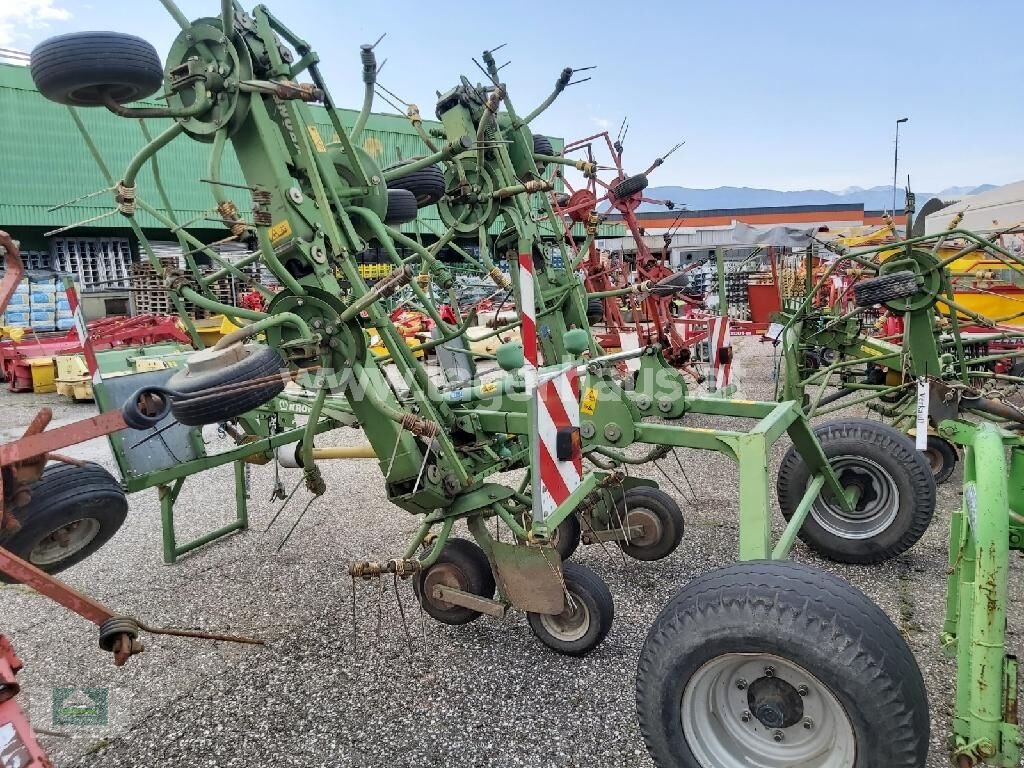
[735,433,771,560]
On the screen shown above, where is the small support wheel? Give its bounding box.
[636,560,930,768]
[168,343,285,426]
[412,538,496,625]
[922,434,957,484]
[610,173,649,200]
[616,487,684,561]
[386,162,446,208]
[527,561,613,656]
[384,189,419,224]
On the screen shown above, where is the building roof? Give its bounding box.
[924,180,1024,234]
[0,63,616,240]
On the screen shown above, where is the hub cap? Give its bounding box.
[624,507,662,547]
[539,591,590,642]
[30,518,101,566]
[811,455,898,539]
[681,653,856,768]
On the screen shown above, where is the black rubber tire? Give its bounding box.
[387,163,446,208]
[0,463,127,582]
[923,434,957,484]
[853,271,918,307]
[616,487,685,561]
[413,538,496,625]
[611,174,649,200]
[551,514,581,561]
[527,561,613,656]
[168,344,285,426]
[384,188,419,225]
[777,419,935,564]
[30,32,164,106]
[532,134,554,164]
[586,297,604,324]
[636,560,929,768]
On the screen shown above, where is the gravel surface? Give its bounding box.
[1,338,1020,767]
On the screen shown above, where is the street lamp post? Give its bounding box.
[893,117,909,214]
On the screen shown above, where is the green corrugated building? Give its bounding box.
[0,61,618,293]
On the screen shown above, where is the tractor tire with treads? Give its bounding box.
[636,560,929,768]
[611,174,649,200]
[777,419,934,563]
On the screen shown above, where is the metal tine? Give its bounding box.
[369,32,386,49]
[46,185,115,213]
[567,77,591,88]
[486,42,508,54]
[197,178,262,191]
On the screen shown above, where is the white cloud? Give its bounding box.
[591,116,610,129]
[0,0,71,49]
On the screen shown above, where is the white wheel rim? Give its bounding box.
[30,518,101,566]
[539,592,590,642]
[810,455,899,539]
[681,653,856,768]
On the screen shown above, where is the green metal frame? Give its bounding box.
[936,419,1022,767]
[59,0,868,613]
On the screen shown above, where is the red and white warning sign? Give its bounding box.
[708,315,733,391]
[516,250,584,519]
[532,366,583,519]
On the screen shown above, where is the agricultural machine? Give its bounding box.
[773,194,1024,483]
[546,129,722,384]
[3,1,1011,766]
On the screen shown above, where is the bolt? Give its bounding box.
[740,711,751,723]
[763,665,775,677]
[797,684,809,696]
[772,730,784,743]
[803,718,813,730]
[736,679,747,690]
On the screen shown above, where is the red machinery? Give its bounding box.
[546,131,712,380]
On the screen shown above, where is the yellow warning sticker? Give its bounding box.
[269,220,293,243]
[581,387,598,416]
[307,125,327,153]
[480,381,499,395]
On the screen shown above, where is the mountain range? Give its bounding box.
[640,184,997,212]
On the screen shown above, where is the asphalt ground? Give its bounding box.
[1,337,1020,767]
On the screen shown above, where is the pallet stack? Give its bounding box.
[129,258,239,319]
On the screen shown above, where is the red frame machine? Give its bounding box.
[0,232,256,760]
[547,131,715,380]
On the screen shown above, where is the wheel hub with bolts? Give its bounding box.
[30,519,102,565]
[538,593,590,643]
[681,653,856,768]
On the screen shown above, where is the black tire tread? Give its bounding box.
[611,174,649,200]
[617,487,685,561]
[384,188,419,225]
[387,163,446,209]
[636,560,929,768]
[853,270,918,307]
[413,538,496,625]
[527,561,613,656]
[169,344,284,426]
[777,419,934,563]
[0,463,127,580]
[31,32,163,106]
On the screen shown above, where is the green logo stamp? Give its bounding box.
[52,688,108,726]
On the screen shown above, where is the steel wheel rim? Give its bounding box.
[681,653,856,768]
[30,518,101,566]
[422,563,467,611]
[539,592,590,642]
[624,507,663,548]
[810,455,898,539]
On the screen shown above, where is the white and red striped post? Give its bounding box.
[63,276,100,386]
[518,251,583,521]
[708,315,732,392]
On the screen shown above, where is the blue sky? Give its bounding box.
[3,0,1022,192]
